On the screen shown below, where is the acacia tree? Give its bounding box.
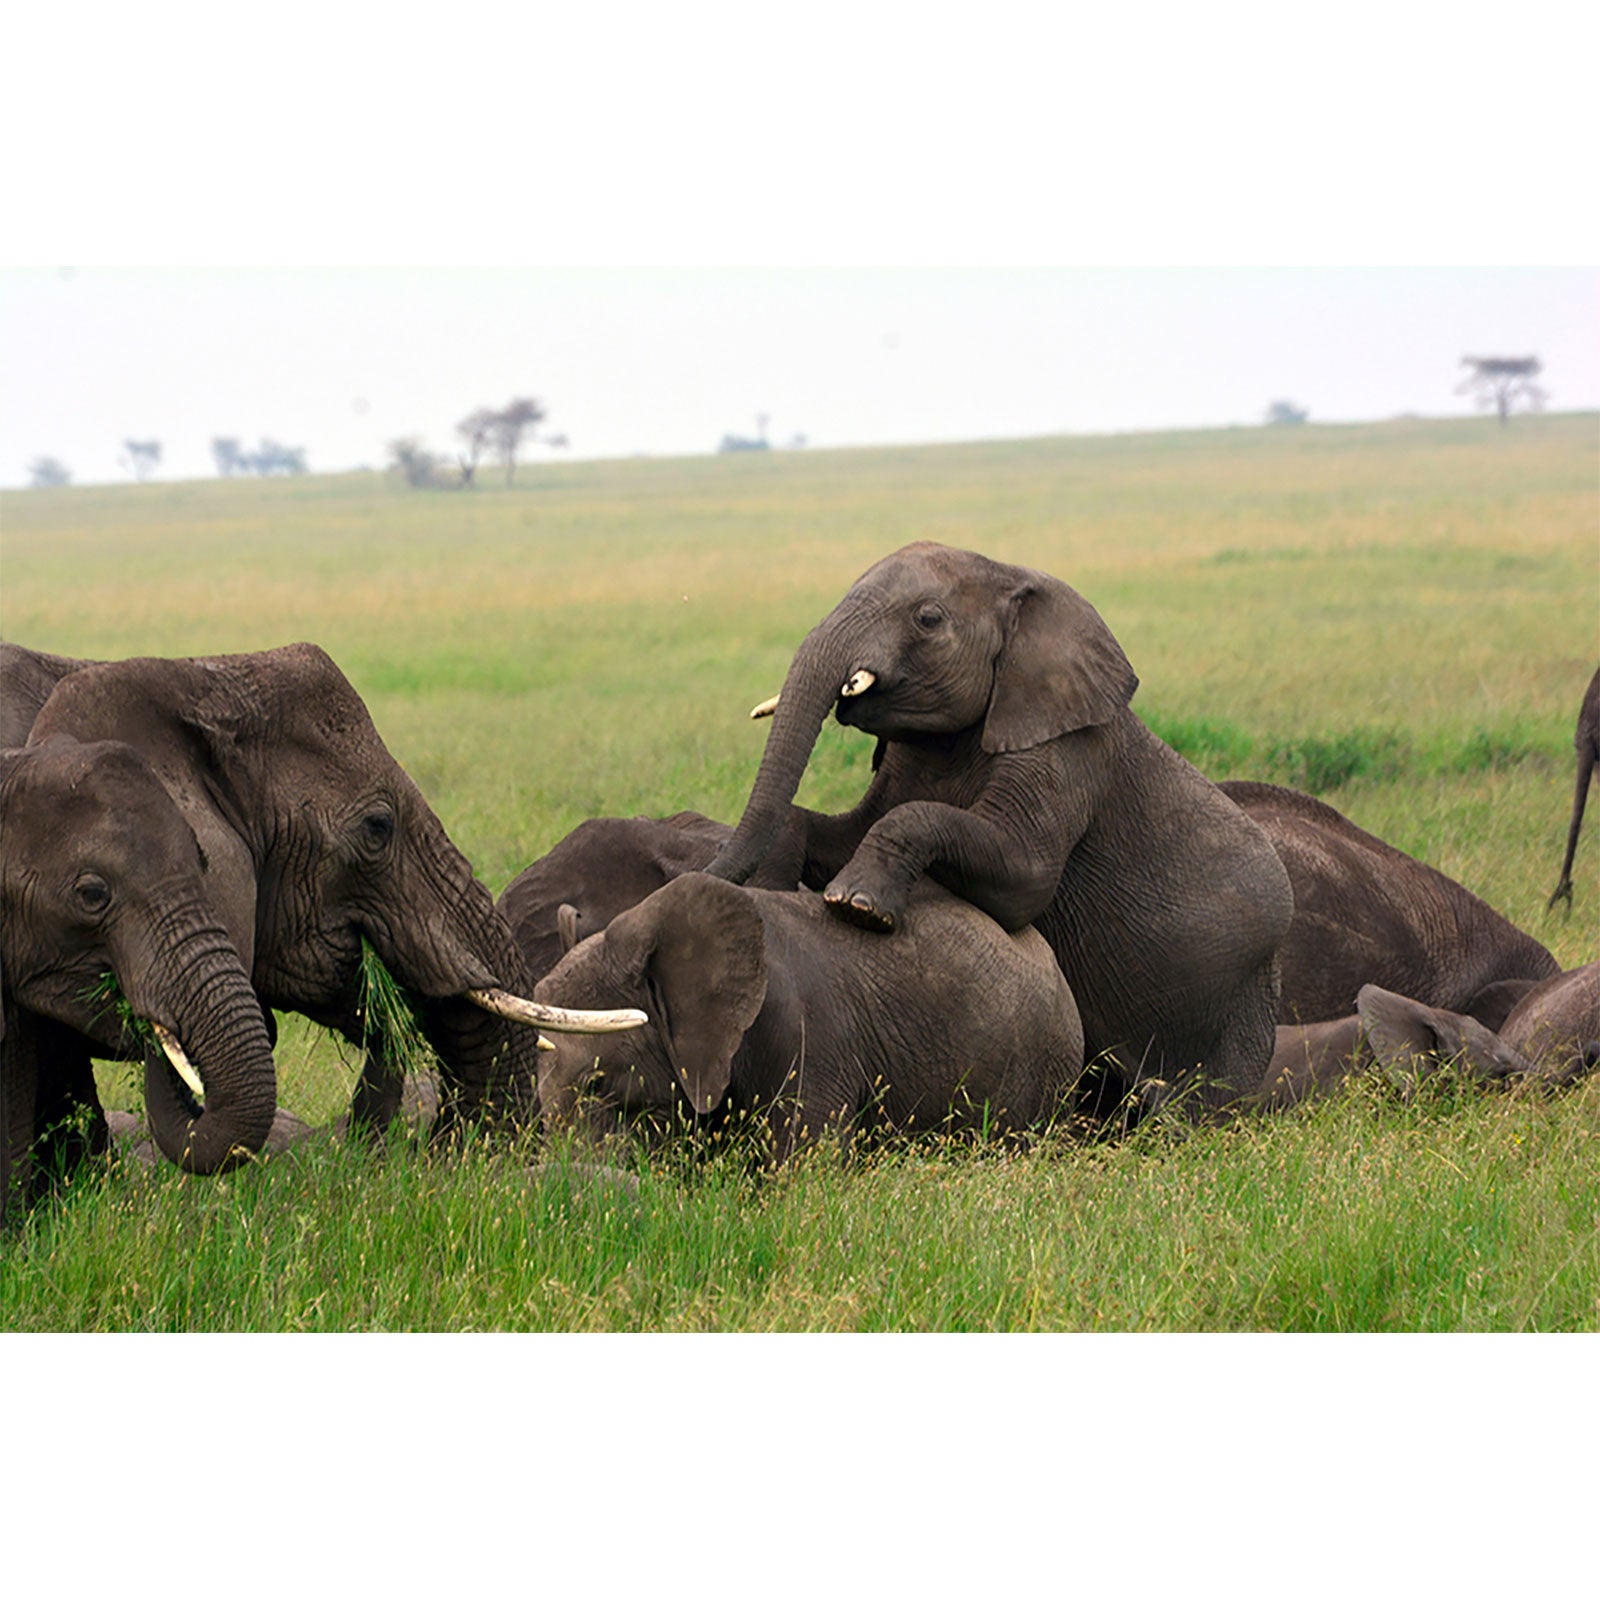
[27,456,71,488]
[1457,356,1547,427]
[122,439,162,481]
[455,407,498,487]
[212,437,245,476]
[490,396,546,485]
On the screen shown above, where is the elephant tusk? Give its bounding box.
[749,693,781,720]
[538,1034,557,1052]
[149,1021,206,1102]
[840,669,876,698]
[465,987,647,1034]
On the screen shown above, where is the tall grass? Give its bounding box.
[2,413,1596,1329]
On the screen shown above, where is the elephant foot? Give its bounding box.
[823,885,898,933]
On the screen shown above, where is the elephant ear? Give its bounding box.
[602,874,768,1115]
[1357,984,1533,1085]
[983,574,1139,753]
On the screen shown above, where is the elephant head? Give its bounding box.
[707,541,1138,889]
[533,873,768,1140]
[26,643,638,1133]
[1,737,278,1211]
[0,642,95,750]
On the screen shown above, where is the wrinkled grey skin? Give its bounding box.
[704,542,1293,1121]
[1247,966,1600,1112]
[1221,781,1559,1027]
[1,738,277,1219]
[16,642,543,1138]
[0,643,93,749]
[500,812,734,986]
[1548,665,1600,915]
[533,873,1086,1164]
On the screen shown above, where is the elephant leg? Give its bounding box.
[347,1043,406,1140]
[1,1013,40,1223]
[823,799,1061,933]
[30,1028,110,1198]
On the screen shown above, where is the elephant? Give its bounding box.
[0,642,92,749]
[1219,781,1559,1028]
[2,736,278,1218]
[15,641,642,1143]
[1247,966,1600,1112]
[702,541,1294,1121]
[1548,664,1600,914]
[501,812,735,986]
[531,872,1086,1163]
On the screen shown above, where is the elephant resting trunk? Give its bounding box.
[707,615,862,887]
[141,924,278,1174]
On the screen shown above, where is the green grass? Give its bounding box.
[2,411,1597,1328]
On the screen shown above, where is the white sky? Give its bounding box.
[2,5,1596,488]
[2,264,1596,485]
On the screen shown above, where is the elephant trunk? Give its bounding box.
[140,921,277,1174]
[707,614,866,886]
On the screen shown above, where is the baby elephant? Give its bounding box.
[531,873,1086,1163]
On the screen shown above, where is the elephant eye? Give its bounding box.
[74,873,112,915]
[914,603,946,631]
[360,808,396,850]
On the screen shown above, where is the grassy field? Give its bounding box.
[1,412,1597,1330]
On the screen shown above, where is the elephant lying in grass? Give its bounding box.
[1,737,277,1218]
[501,812,735,985]
[532,873,1086,1164]
[704,541,1293,1124]
[1247,965,1600,1112]
[1548,664,1599,914]
[1221,781,1559,1027]
[6,641,641,1152]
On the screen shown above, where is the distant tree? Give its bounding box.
[121,438,162,480]
[1457,356,1547,427]
[489,396,546,485]
[244,438,308,475]
[27,456,71,488]
[455,407,498,487]
[545,433,570,450]
[388,436,442,488]
[1263,400,1309,426]
[212,436,245,477]
[717,433,770,453]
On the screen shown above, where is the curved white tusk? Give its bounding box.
[150,1021,206,1102]
[840,669,876,698]
[466,987,647,1034]
[749,693,781,720]
[538,1034,557,1052]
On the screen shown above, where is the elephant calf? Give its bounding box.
[532,873,1086,1164]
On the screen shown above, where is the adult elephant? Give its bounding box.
[21,642,641,1138]
[533,873,1086,1163]
[0,642,93,748]
[1548,664,1600,914]
[1248,967,1600,1112]
[704,541,1294,1120]
[1220,781,1559,1028]
[2,737,277,1218]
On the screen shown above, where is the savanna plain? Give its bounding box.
[2,414,1597,1331]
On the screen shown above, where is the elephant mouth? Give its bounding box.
[749,667,879,724]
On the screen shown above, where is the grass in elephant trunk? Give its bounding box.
[356,938,438,1082]
[81,971,157,1052]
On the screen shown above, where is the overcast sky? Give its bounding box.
[2,264,1595,487]
[3,4,1596,490]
